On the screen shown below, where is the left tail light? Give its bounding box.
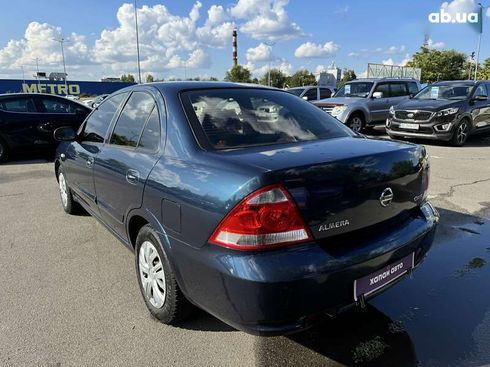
[209,184,312,250]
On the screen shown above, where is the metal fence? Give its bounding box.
[367,63,422,81]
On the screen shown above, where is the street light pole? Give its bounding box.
[34,58,40,88]
[264,41,275,87]
[474,3,487,80]
[53,37,69,94]
[134,0,142,83]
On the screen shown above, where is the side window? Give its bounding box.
[40,97,76,113]
[303,88,318,101]
[137,107,161,153]
[390,82,408,97]
[374,83,390,98]
[408,82,419,95]
[0,98,36,112]
[474,84,488,98]
[319,88,332,99]
[110,92,155,147]
[82,93,127,143]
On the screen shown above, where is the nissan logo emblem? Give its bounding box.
[380,187,394,207]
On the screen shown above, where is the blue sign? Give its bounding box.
[0,79,135,96]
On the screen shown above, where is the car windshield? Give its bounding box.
[414,84,473,100]
[334,82,373,98]
[182,88,351,150]
[285,88,305,97]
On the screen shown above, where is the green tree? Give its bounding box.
[406,47,466,83]
[285,69,316,88]
[145,74,154,83]
[476,58,490,80]
[259,68,287,88]
[338,69,357,88]
[224,65,252,83]
[120,74,136,83]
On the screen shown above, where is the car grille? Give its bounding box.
[395,110,433,122]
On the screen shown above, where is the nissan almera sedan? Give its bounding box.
[53,82,439,335]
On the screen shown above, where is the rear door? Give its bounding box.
[389,82,411,109]
[63,92,128,213]
[319,87,332,99]
[302,88,319,101]
[93,90,163,237]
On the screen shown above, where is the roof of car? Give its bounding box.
[432,80,478,85]
[347,78,418,83]
[136,81,279,94]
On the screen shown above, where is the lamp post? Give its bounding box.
[53,37,69,94]
[474,3,488,80]
[134,0,142,83]
[264,41,275,86]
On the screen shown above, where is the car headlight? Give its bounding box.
[331,105,347,116]
[436,107,459,117]
[389,105,395,115]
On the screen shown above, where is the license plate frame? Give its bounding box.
[399,123,419,130]
[354,253,414,302]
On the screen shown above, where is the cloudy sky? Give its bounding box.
[0,0,489,81]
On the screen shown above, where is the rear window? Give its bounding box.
[0,97,36,112]
[182,88,350,150]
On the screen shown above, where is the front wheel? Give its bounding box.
[347,114,365,133]
[58,168,81,214]
[135,225,194,324]
[451,119,470,146]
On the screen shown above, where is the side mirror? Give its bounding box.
[54,126,77,142]
[472,95,487,101]
[302,96,309,101]
[372,91,383,99]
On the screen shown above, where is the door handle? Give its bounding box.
[86,156,94,168]
[126,169,140,185]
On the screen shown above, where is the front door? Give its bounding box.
[93,91,163,237]
[63,92,128,213]
[471,84,490,131]
[369,83,391,122]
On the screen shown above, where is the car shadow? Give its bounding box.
[254,305,417,367]
[177,308,236,332]
[0,152,54,165]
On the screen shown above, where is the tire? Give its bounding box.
[58,167,82,214]
[135,224,193,324]
[450,119,470,147]
[347,113,365,133]
[0,137,8,163]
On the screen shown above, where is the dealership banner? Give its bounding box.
[0,79,135,96]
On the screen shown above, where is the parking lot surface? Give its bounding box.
[1,130,489,366]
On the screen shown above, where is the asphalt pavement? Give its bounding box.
[1,129,489,366]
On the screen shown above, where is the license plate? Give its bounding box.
[354,253,414,301]
[399,123,419,130]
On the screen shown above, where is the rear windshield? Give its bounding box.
[182,88,350,150]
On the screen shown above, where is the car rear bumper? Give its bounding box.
[168,203,439,336]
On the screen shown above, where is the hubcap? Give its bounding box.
[350,117,363,132]
[139,241,166,309]
[59,172,68,207]
[457,122,468,144]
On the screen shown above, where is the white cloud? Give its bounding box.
[294,41,339,58]
[427,38,445,49]
[246,43,275,62]
[207,5,227,25]
[441,0,477,15]
[334,5,350,15]
[246,58,293,77]
[348,52,359,57]
[230,0,305,42]
[382,58,394,65]
[385,45,406,54]
[487,7,490,17]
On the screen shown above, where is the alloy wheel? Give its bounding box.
[139,241,166,309]
[350,117,363,133]
[58,172,68,208]
[456,121,468,145]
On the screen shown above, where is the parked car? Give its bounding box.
[65,95,80,101]
[54,82,438,335]
[0,93,91,162]
[286,86,335,101]
[386,80,490,146]
[314,78,420,133]
[92,94,109,108]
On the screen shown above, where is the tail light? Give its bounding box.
[209,184,312,250]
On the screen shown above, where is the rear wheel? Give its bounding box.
[451,119,470,146]
[135,225,194,324]
[347,114,365,133]
[0,138,8,163]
